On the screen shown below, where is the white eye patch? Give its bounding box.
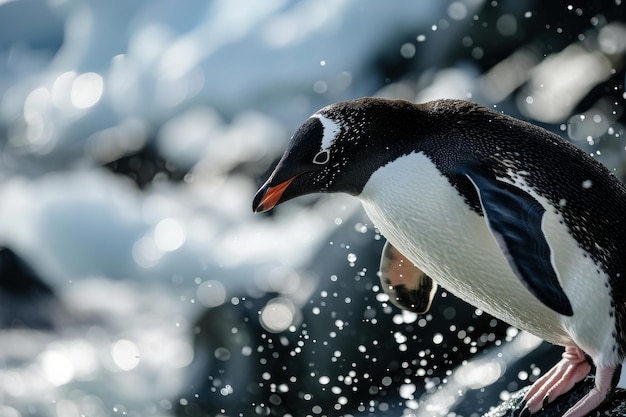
[312,114,340,150]
[313,149,330,165]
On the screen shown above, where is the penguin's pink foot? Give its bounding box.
[560,366,617,417]
[522,346,617,417]
[522,346,590,414]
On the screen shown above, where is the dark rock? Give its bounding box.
[104,145,188,189]
[485,377,626,417]
[0,247,59,329]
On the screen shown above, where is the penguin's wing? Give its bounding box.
[379,240,437,313]
[464,169,573,316]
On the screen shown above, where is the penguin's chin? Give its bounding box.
[253,176,297,213]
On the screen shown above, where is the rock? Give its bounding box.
[484,376,626,417]
[0,247,59,329]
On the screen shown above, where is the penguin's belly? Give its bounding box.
[360,152,616,358]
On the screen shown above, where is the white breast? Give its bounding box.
[359,152,616,364]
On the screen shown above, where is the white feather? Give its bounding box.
[359,152,616,365]
[312,114,341,150]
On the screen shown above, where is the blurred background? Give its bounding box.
[0,0,624,416]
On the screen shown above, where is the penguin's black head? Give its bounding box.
[253,106,350,213]
[253,98,426,213]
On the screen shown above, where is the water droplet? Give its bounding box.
[472,47,484,60]
[496,14,518,37]
[313,80,328,94]
[260,298,296,333]
[347,253,357,263]
[447,2,467,20]
[196,280,226,308]
[214,347,231,361]
[400,42,416,59]
[399,383,417,399]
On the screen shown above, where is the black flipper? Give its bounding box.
[379,240,437,314]
[464,168,573,316]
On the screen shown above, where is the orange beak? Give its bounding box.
[253,176,297,213]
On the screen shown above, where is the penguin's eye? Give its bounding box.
[313,150,330,165]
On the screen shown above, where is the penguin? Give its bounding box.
[252,98,626,417]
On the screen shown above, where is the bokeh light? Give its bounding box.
[111,339,141,371]
[260,297,297,333]
[70,72,104,109]
[196,280,226,307]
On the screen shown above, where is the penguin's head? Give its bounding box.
[253,98,431,213]
[252,110,347,213]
